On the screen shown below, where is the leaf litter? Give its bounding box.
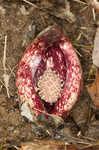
[1,0,99,150]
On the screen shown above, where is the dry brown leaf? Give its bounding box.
[17,140,65,150]
[67,145,78,150]
[87,68,99,107]
[17,141,79,150]
[92,27,99,67]
[17,142,54,150]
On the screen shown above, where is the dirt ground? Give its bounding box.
[0,0,99,150]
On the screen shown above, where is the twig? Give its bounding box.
[88,0,99,12]
[22,0,38,8]
[8,64,18,78]
[3,35,7,73]
[80,5,88,12]
[0,79,5,87]
[73,0,87,4]
[2,35,10,98]
[75,49,82,57]
[92,8,96,20]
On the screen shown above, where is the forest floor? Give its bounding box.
[0,0,99,150]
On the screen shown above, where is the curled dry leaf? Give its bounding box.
[92,27,99,67]
[87,68,99,108]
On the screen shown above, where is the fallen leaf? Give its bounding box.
[87,68,99,107]
[17,142,53,150]
[17,140,65,150]
[17,140,79,150]
[92,27,99,67]
[67,145,78,150]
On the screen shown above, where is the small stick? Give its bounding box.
[22,0,38,8]
[89,0,99,12]
[92,8,96,20]
[73,0,87,4]
[2,35,10,98]
[3,35,7,73]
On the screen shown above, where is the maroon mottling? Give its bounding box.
[16,25,82,120]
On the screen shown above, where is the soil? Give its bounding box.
[0,0,99,150]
